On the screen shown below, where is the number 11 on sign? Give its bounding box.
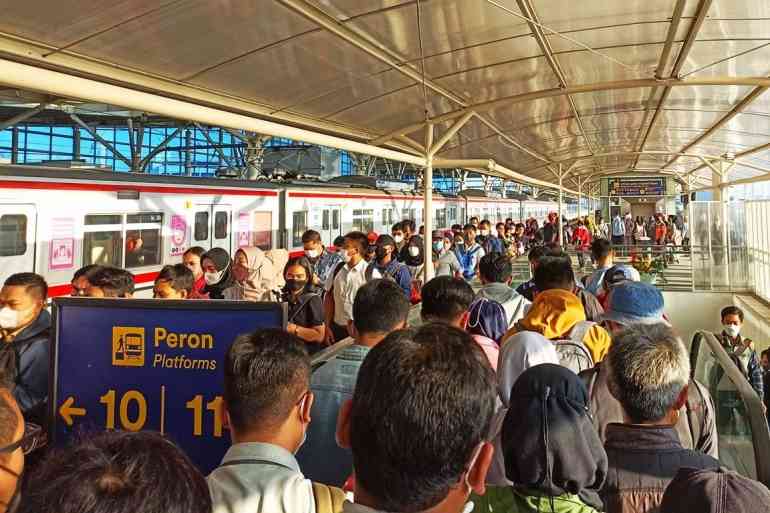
[186,395,224,437]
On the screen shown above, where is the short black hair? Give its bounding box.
[527,245,548,263]
[479,219,491,228]
[469,216,479,222]
[421,276,474,322]
[344,231,369,255]
[721,306,744,322]
[155,264,194,293]
[333,235,345,247]
[590,238,612,260]
[17,430,210,513]
[479,253,512,283]
[301,230,321,244]
[451,224,462,232]
[182,246,205,258]
[391,221,403,233]
[87,267,135,297]
[463,223,476,232]
[4,272,48,300]
[353,279,410,335]
[72,264,101,282]
[544,242,568,259]
[762,348,770,360]
[351,323,496,512]
[402,219,416,233]
[534,256,574,292]
[223,329,310,433]
[496,222,505,229]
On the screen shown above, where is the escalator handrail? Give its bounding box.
[691,330,770,487]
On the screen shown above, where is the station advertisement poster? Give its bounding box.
[49,217,75,270]
[169,215,188,257]
[50,298,287,473]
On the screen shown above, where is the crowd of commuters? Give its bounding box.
[1,210,769,513]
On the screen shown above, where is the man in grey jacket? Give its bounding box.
[475,253,529,328]
[580,281,718,458]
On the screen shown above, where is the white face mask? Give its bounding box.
[0,306,30,330]
[393,235,404,244]
[433,241,444,252]
[408,246,420,257]
[341,250,353,263]
[724,324,741,338]
[204,270,224,285]
[480,229,490,236]
[304,249,319,259]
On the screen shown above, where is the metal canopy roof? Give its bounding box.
[0,0,769,192]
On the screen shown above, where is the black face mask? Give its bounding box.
[375,246,390,261]
[284,279,306,292]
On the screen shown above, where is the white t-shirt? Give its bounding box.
[325,258,368,326]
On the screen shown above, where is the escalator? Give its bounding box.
[690,331,770,486]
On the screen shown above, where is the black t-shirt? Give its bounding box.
[287,292,324,329]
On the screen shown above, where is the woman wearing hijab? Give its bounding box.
[486,331,560,486]
[474,364,608,513]
[282,257,325,353]
[200,247,234,299]
[224,246,282,302]
[403,234,424,278]
[467,297,508,371]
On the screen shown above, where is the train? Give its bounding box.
[0,164,583,296]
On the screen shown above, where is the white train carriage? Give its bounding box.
[0,164,565,296]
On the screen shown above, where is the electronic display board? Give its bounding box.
[608,177,666,197]
[50,298,286,473]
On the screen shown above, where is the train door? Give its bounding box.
[0,204,37,283]
[320,205,342,246]
[193,204,232,253]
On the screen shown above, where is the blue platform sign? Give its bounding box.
[49,298,286,473]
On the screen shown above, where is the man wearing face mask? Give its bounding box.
[324,232,369,343]
[715,306,765,431]
[0,273,50,427]
[432,230,462,278]
[476,220,503,256]
[0,384,25,513]
[391,222,407,256]
[301,230,342,290]
[397,220,423,266]
[365,235,412,298]
[208,329,322,513]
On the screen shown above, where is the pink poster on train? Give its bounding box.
[237,213,250,248]
[170,215,188,257]
[49,218,75,270]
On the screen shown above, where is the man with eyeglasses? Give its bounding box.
[0,386,26,513]
[208,328,321,513]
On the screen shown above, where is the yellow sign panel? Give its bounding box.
[112,327,145,367]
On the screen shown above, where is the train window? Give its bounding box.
[214,212,229,240]
[125,212,163,268]
[382,208,393,227]
[0,215,27,256]
[85,214,122,225]
[84,231,123,267]
[332,209,340,230]
[293,211,308,247]
[322,210,330,230]
[435,209,447,228]
[194,212,209,242]
[352,209,374,233]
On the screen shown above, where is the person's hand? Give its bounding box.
[287,322,298,336]
[323,325,335,346]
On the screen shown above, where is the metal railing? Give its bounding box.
[690,331,770,486]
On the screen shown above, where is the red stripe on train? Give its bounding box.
[0,180,277,197]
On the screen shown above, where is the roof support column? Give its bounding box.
[0,99,56,132]
[194,123,235,169]
[423,124,435,284]
[10,126,18,164]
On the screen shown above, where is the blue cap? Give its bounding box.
[601,281,667,326]
[467,297,508,343]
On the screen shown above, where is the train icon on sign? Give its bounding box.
[112,327,145,367]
